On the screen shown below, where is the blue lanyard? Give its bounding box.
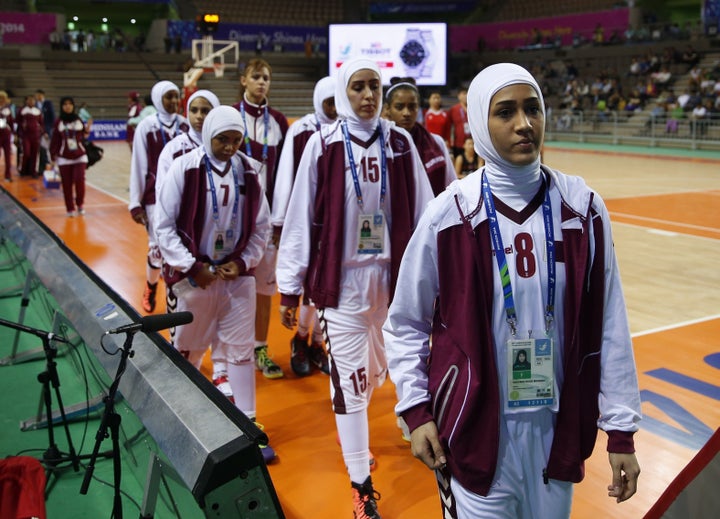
[157,114,179,146]
[239,101,269,163]
[341,120,386,209]
[481,173,555,335]
[203,155,240,242]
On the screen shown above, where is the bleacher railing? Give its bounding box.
[547,109,720,151]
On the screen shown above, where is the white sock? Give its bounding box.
[147,265,161,285]
[227,362,256,418]
[336,410,369,484]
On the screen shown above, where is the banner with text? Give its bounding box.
[0,12,57,45]
[449,8,629,52]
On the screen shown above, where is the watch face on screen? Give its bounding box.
[329,22,446,86]
[400,40,426,67]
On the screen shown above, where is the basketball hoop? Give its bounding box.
[213,63,224,78]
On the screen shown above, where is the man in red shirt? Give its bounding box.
[447,88,468,158]
[423,91,450,149]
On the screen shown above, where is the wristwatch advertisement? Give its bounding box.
[399,28,435,79]
[328,22,447,86]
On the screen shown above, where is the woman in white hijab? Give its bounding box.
[272,75,337,378]
[276,57,433,519]
[129,79,189,313]
[155,89,250,405]
[156,89,219,197]
[384,63,641,518]
[154,105,274,460]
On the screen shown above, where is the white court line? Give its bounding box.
[612,220,720,244]
[611,211,720,234]
[31,200,123,212]
[607,189,720,201]
[633,314,720,338]
[86,181,130,204]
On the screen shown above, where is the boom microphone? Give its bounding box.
[104,311,193,335]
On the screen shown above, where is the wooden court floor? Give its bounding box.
[1,141,718,518]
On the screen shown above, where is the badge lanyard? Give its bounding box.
[240,101,269,164]
[203,155,240,246]
[341,120,386,209]
[481,173,555,336]
[157,114,179,146]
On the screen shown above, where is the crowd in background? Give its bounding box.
[519,43,720,136]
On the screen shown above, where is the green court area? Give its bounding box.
[0,232,202,518]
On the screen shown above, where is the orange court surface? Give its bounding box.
[1,140,719,518]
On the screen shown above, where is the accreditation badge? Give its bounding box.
[67,136,78,151]
[506,336,555,409]
[357,212,384,254]
[212,230,234,260]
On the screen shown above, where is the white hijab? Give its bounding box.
[185,89,220,142]
[201,106,245,166]
[467,63,545,207]
[150,80,179,124]
[313,76,336,125]
[335,58,382,138]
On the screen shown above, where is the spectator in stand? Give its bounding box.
[448,88,469,158]
[651,66,672,86]
[681,45,700,70]
[627,57,643,77]
[688,65,703,90]
[453,136,481,179]
[690,98,714,137]
[593,23,605,45]
[666,102,683,134]
[423,91,451,148]
[624,90,643,113]
[676,88,691,110]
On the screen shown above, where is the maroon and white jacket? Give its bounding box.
[49,117,88,165]
[129,112,188,216]
[155,146,270,287]
[17,105,43,140]
[276,119,434,309]
[232,97,288,209]
[384,166,641,496]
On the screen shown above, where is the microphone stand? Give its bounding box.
[80,330,136,519]
[0,317,82,491]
